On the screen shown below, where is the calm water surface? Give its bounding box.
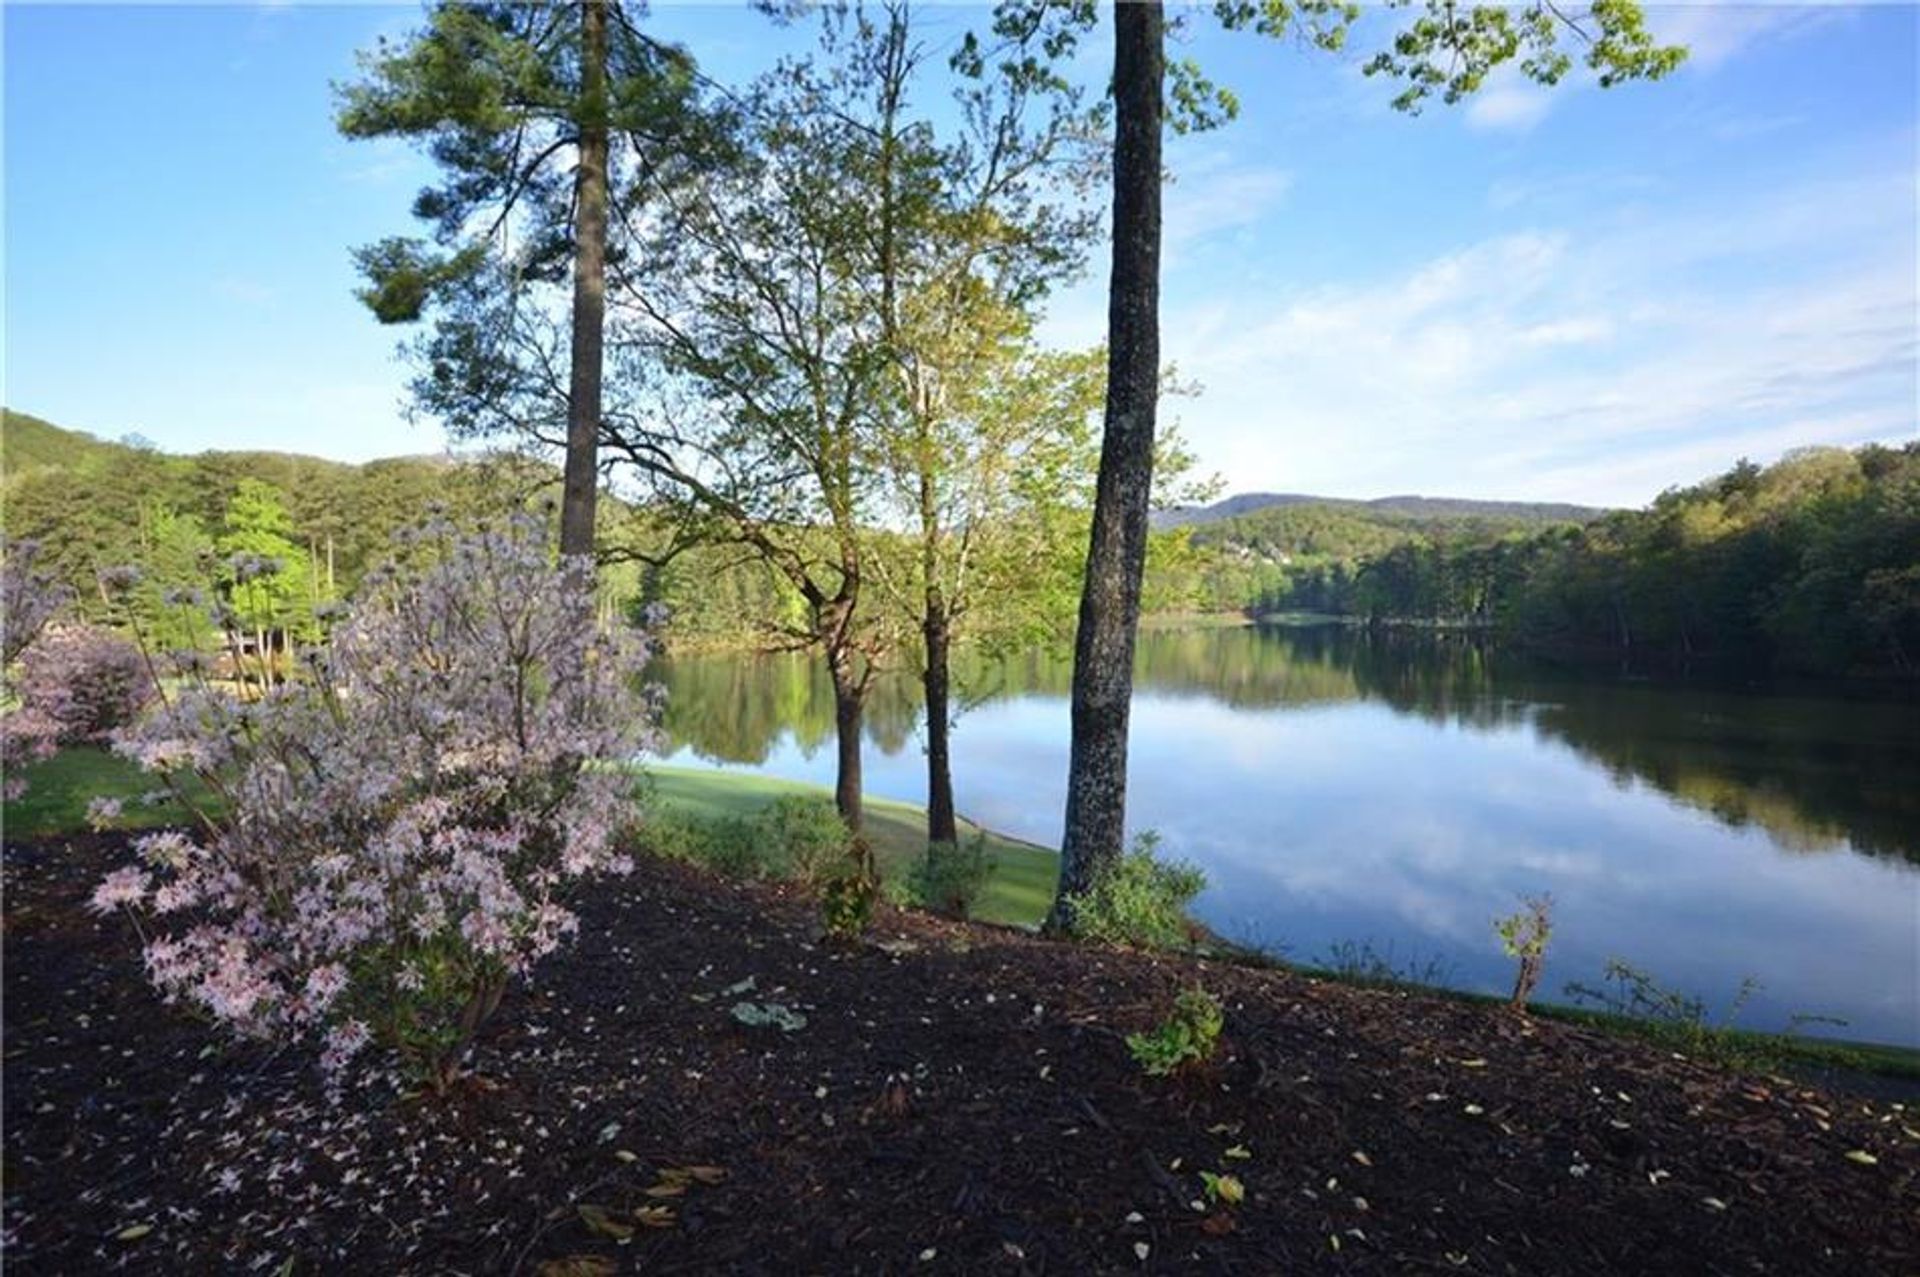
[655,626,1920,1046]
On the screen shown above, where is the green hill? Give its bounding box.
[1,409,143,476]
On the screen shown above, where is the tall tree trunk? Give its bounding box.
[560,0,609,562]
[827,642,866,833]
[922,600,957,846]
[1048,0,1163,933]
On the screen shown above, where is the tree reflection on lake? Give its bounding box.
[654,625,1920,1045]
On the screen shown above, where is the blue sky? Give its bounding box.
[5,3,1914,506]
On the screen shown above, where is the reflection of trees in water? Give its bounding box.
[656,627,1920,865]
[661,651,919,764]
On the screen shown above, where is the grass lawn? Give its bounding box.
[3,746,208,837]
[3,748,1060,930]
[641,765,1058,929]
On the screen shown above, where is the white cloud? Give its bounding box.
[1466,81,1553,132]
[1156,166,1916,506]
[1648,3,1845,73]
[1164,157,1294,256]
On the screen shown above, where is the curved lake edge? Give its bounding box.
[8,745,1918,1083]
[655,624,1920,1048]
[644,761,1920,1086]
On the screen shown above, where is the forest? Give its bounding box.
[1170,444,1920,677]
[12,409,1916,681]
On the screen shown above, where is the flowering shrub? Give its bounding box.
[93,513,662,1086]
[16,622,155,744]
[2,539,74,796]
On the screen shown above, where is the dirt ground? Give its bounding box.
[5,833,1916,1274]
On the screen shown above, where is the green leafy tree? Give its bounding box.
[218,480,316,670]
[337,0,707,560]
[1039,0,1687,931]
[604,3,1093,830]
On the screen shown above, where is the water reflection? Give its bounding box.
[654,625,1920,1044]
[662,627,1920,866]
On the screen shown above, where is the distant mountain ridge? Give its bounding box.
[1155,491,1606,530]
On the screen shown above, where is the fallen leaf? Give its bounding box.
[643,1182,687,1198]
[1844,1150,1879,1166]
[577,1204,633,1242]
[634,1204,677,1229]
[536,1258,617,1277]
[686,1165,729,1185]
[613,1150,638,1164]
[1224,1144,1252,1160]
[1351,1150,1372,1167]
[115,1225,153,1242]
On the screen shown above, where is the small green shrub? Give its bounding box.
[755,795,853,887]
[819,834,878,943]
[639,807,769,880]
[699,816,770,880]
[913,833,996,918]
[1127,987,1224,1076]
[1069,832,1207,950]
[1493,893,1553,1010]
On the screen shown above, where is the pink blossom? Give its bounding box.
[89,867,151,914]
[85,796,125,830]
[93,513,660,1082]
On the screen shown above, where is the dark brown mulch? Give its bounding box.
[5,833,1916,1275]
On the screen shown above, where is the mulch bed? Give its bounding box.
[5,833,1916,1275]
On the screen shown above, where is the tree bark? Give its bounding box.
[922,601,957,846]
[1048,0,1163,932]
[560,0,609,562]
[827,642,866,833]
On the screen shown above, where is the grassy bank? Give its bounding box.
[638,765,1058,928]
[2,749,1059,930]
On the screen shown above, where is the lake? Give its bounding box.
[654,625,1920,1047]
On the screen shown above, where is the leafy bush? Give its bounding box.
[1493,893,1553,1010]
[639,806,770,880]
[1126,987,1224,1076]
[91,513,660,1086]
[698,815,771,880]
[16,622,155,744]
[820,835,878,943]
[912,833,996,918]
[754,795,852,887]
[1069,832,1207,949]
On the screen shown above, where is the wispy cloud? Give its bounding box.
[1648,3,1847,73]
[1156,163,1916,506]
[1465,77,1553,132]
[1164,153,1294,257]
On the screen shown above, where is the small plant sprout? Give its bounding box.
[1494,894,1554,1011]
[1200,1170,1245,1207]
[1126,987,1225,1077]
[819,835,879,944]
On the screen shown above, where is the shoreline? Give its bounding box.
[10,748,1917,1079]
